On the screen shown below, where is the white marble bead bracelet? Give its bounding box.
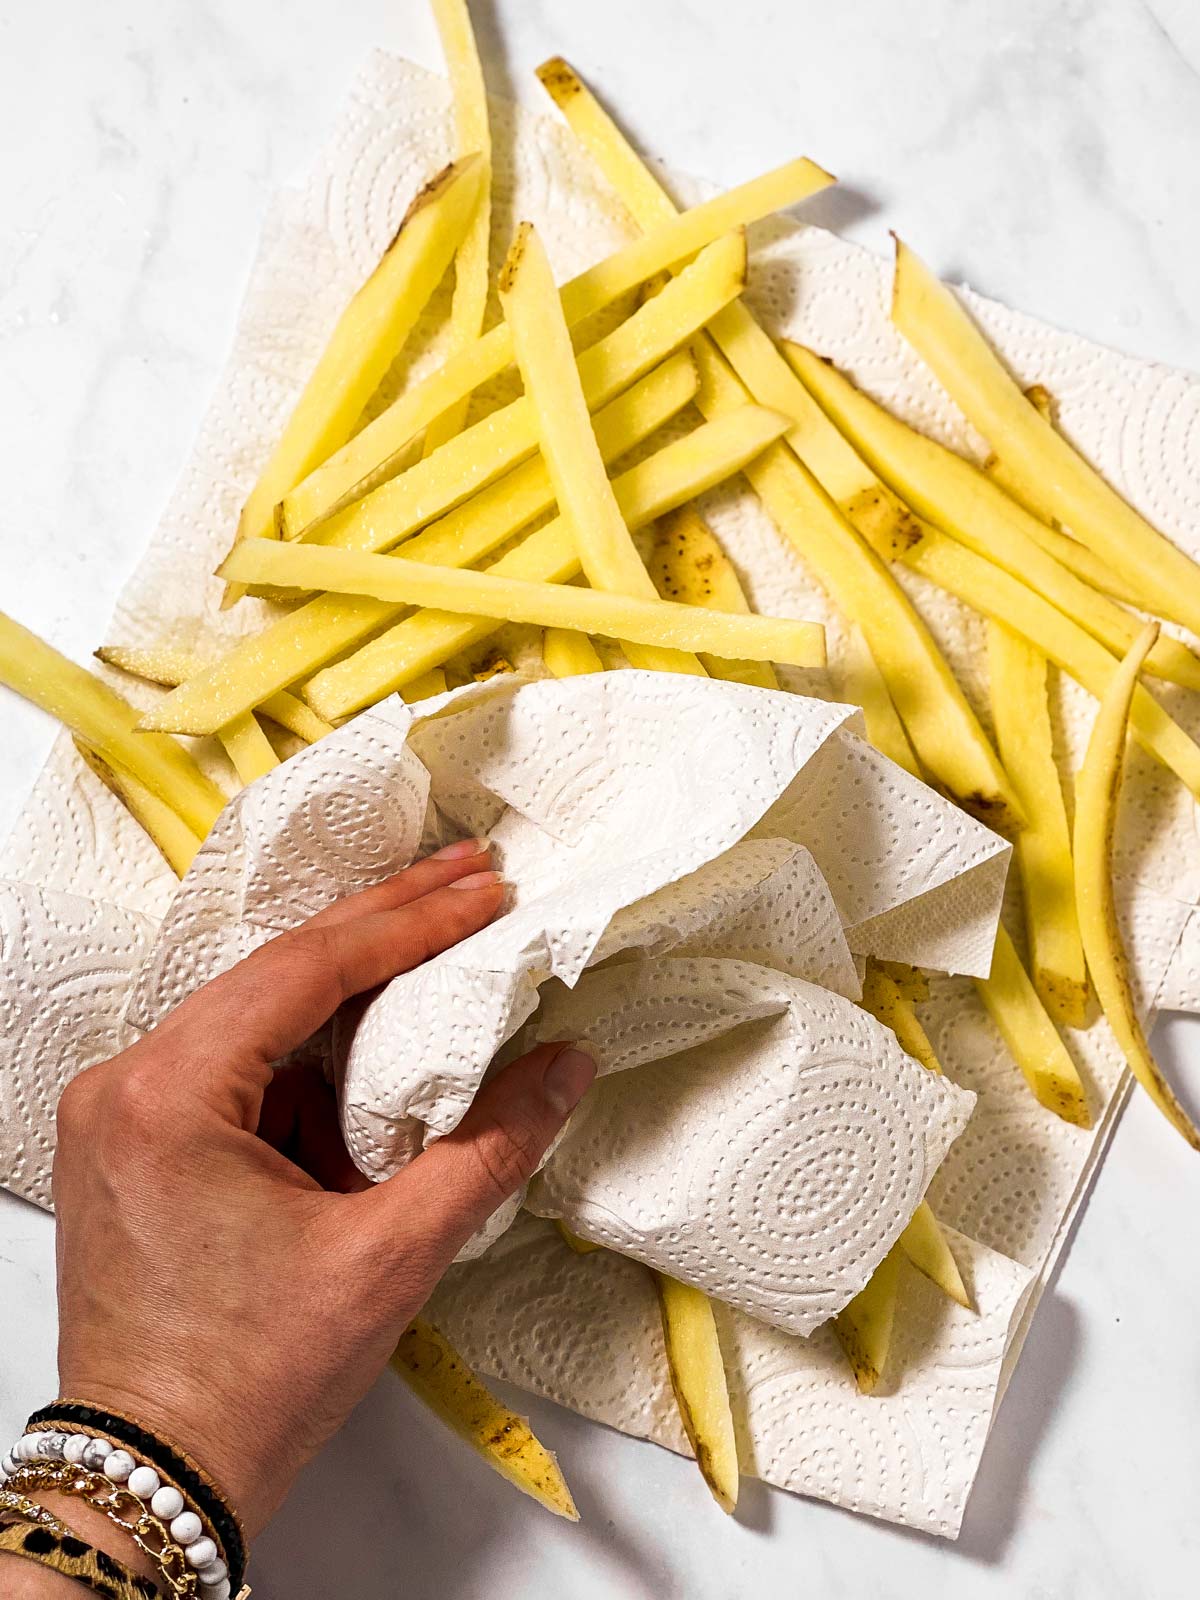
[2,1429,231,1597]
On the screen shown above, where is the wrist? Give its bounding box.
[11,1491,161,1584]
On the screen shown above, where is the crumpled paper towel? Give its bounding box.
[3,47,1200,1537]
[123,672,991,1305]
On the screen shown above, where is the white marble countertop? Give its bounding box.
[2,2,1199,1595]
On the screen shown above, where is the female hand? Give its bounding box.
[45,840,595,1540]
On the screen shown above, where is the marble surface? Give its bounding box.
[1,1,1199,1595]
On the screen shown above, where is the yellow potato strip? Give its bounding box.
[498,220,706,675]
[218,542,825,670]
[284,231,744,546]
[653,1272,739,1513]
[975,925,1091,1127]
[279,154,832,529]
[424,0,492,454]
[836,624,920,777]
[543,628,604,678]
[140,355,696,735]
[98,645,333,745]
[1074,625,1200,1149]
[987,622,1088,1027]
[73,739,202,879]
[0,611,223,837]
[891,238,1200,640]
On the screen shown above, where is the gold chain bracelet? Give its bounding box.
[0,1487,75,1537]
[4,1459,200,1597]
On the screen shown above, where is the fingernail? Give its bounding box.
[542,1043,599,1116]
[448,869,504,891]
[432,837,489,861]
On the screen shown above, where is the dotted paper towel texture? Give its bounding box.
[0,50,1197,1534]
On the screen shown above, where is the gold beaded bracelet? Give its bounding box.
[5,1459,199,1597]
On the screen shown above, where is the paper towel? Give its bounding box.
[2,48,1200,1536]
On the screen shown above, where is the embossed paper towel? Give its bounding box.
[3,47,1200,1536]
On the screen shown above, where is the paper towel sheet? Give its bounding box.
[2,49,1200,1536]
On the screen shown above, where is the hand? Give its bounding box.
[47,840,596,1537]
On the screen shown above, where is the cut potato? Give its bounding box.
[987,622,1088,1026]
[0,612,223,836]
[96,644,333,744]
[424,0,492,454]
[694,342,1024,832]
[654,1272,739,1513]
[224,153,487,605]
[302,403,793,719]
[837,624,920,777]
[896,522,1200,803]
[498,221,706,676]
[73,739,202,879]
[535,55,921,564]
[140,356,697,736]
[555,1218,603,1253]
[218,711,279,785]
[391,1319,579,1519]
[648,508,778,689]
[543,629,604,679]
[877,960,930,1003]
[283,232,744,543]
[975,925,1091,1128]
[833,1243,903,1395]
[1075,625,1200,1149]
[217,541,827,670]
[899,1201,970,1308]
[786,344,1200,691]
[890,238,1200,640]
[859,963,941,1075]
[277,156,832,531]
[400,668,448,703]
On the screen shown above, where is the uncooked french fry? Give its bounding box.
[284,231,745,546]
[96,644,333,744]
[899,1202,969,1308]
[400,668,449,702]
[654,1272,739,1513]
[391,1319,578,1519]
[1075,625,1200,1150]
[877,961,930,1003]
[836,624,920,777]
[225,153,487,605]
[987,622,1088,1026]
[786,343,1200,691]
[896,522,1200,803]
[73,739,202,879]
[543,629,604,678]
[140,356,698,736]
[424,0,492,453]
[833,1243,903,1395]
[693,342,1024,832]
[498,221,705,676]
[975,925,1091,1127]
[535,56,921,562]
[217,541,827,670]
[219,712,279,785]
[0,612,223,836]
[647,508,778,689]
[891,238,1200,639]
[859,963,941,1075]
[303,403,791,719]
[276,154,832,529]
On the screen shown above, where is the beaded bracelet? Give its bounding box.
[24,1401,246,1593]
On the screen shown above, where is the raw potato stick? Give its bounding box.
[693,341,1024,832]
[534,56,920,563]
[302,404,792,719]
[224,153,487,605]
[891,238,1200,639]
[285,232,745,547]
[0,611,223,836]
[654,1272,739,1513]
[1074,625,1200,1149]
[96,645,333,744]
[424,0,492,454]
[217,540,827,670]
[391,1320,578,1519]
[218,711,279,786]
[277,154,833,529]
[542,628,605,678]
[141,357,698,735]
[498,220,706,676]
[899,1203,969,1309]
[73,739,202,879]
[648,507,779,689]
[833,1243,903,1395]
[987,622,1088,1026]
[786,343,1200,691]
[399,668,448,702]
[836,624,920,777]
[975,925,1091,1127]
